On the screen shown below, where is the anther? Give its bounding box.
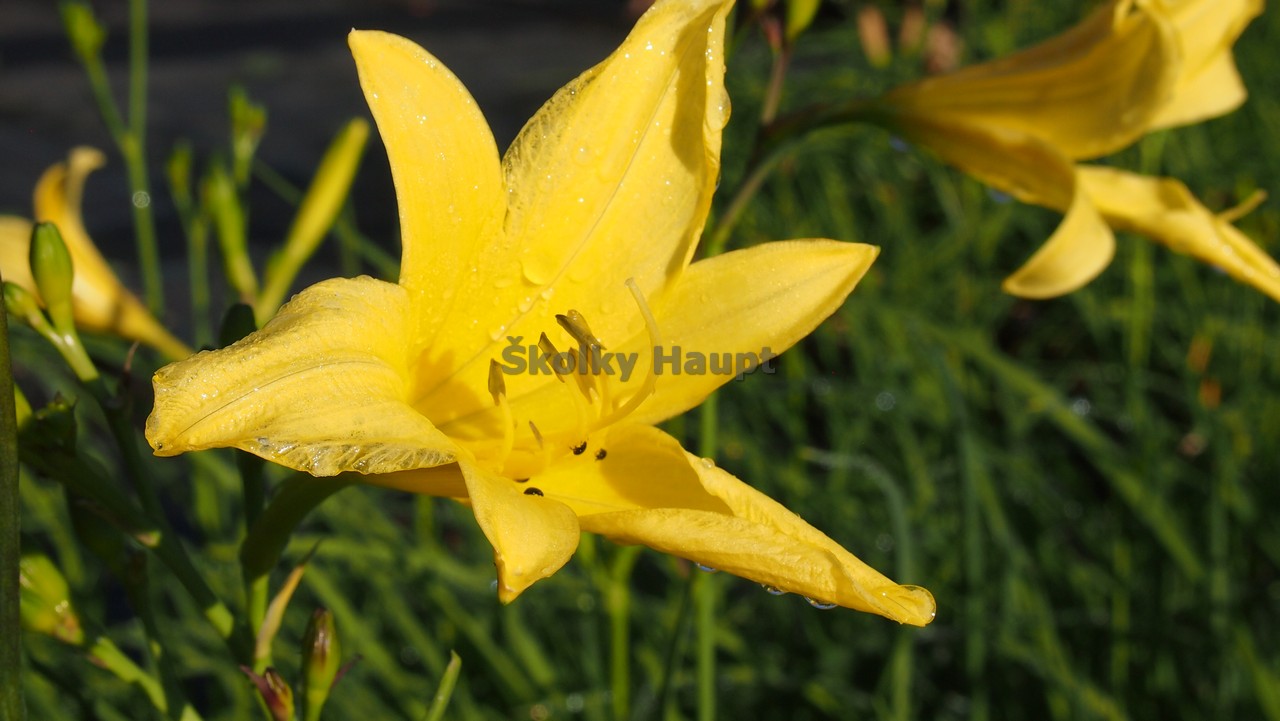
[528,421,545,448]
[538,333,567,383]
[556,310,605,351]
[487,359,506,405]
[514,477,530,483]
[572,441,587,455]
[595,448,607,460]
[523,487,544,497]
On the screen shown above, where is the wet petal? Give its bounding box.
[534,425,936,625]
[415,0,735,421]
[882,0,1178,160]
[1079,166,1280,302]
[456,455,580,602]
[349,30,505,349]
[147,276,456,475]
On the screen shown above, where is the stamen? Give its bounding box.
[1220,189,1267,224]
[595,278,662,427]
[528,420,545,448]
[540,331,590,443]
[556,310,606,351]
[488,359,515,467]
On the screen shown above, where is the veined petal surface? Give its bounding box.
[531,425,935,625]
[147,276,456,475]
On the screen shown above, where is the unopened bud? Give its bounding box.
[4,281,53,336]
[243,667,295,721]
[30,222,76,334]
[19,554,85,646]
[60,1,107,64]
[301,608,342,721]
[229,86,268,187]
[784,0,820,42]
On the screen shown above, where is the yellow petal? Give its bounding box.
[0,216,36,290]
[1078,166,1280,302]
[414,0,735,424]
[26,148,191,359]
[533,425,935,625]
[456,454,580,602]
[146,276,456,475]
[348,30,505,349]
[626,239,879,425]
[1148,0,1263,129]
[882,0,1179,160]
[892,120,1116,298]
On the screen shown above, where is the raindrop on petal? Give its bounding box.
[761,584,787,596]
[695,563,718,574]
[804,597,837,610]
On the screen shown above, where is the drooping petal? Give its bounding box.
[455,454,581,602]
[531,424,935,625]
[414,0,735,424]
[1078,166,1280,302]
[890,120,1115,298]
[349,30,505,350]
[1148,0,1263,129]
[22,148,191,359]
[147,276,456,475]
[0,217,36,289]
[881,0,1179,160]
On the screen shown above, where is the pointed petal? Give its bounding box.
[882,0,1179,159]
[349,30,505,347]
[456,454,580,602]
[891,120,1115,298]
[1148,0,1263,129]
[1078,166,1280,302]
[0,216,36,290]
[147,276,456,475]
[414,0,735,423]
[533,425,935,625]
[627,239,879,425]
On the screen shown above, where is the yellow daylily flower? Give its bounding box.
[145,0,935,625]
[875,0,1277,301]
[0,148,192,359]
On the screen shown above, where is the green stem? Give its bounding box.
[421,651,462,721]
[654,571,695,721]
[87,634,203,721]
[1,272,26,721]
[608,547,641,721]
[693,396,719,721]
[127,0,162,313]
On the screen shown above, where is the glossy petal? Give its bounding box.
[415,0,735,423]
[1078,166,1280,302]
[147,276,456,475]
[532,425,935,625]
[881,0,1179,160]
[349,30,505,349]
[1148,0,1264,129]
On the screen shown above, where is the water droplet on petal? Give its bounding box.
[804,597,837,610]
[699,457,716,470]
[695,564,718,574]
[761,584,787,596]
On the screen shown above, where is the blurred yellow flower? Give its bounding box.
[0,148,191,359]
[146,0,935,625]
[876,0,1277,301]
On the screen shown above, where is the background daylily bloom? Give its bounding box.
[874,0,1278,301]
[0,147,192,360]
[146,0,936,625]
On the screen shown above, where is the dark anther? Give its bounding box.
[523,487,545,497]
[595,448,607,460]
[514,477,530,483]
[572,441,588,455]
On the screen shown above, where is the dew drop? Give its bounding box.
[695,563,719,574]
[517,295,535,313]
[762,584,787,596]
[521,257,554,285]
[494,276,515,289]
[488,324,507,341]
[804,597,837,610]
[699,457,716,470]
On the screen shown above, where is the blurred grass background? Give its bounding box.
[11,1,1280,720]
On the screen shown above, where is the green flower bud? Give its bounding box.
[19,554,85,646]
[784,0,820,42]
[29,222,76,334]
[301,608,342,721]
[4,281,53,335]
[229,86,268,187]
[60,1,107,64]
